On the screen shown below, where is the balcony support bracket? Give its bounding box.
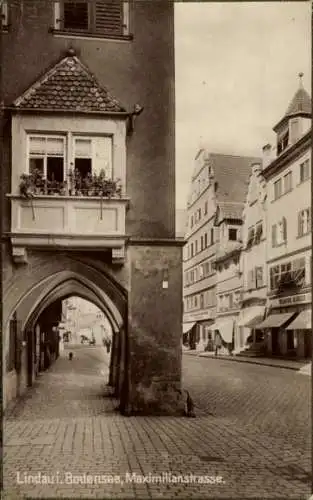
[112,246,125,265]
[12,246,28,265]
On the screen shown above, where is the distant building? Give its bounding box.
[237,162,267,354]
[256,75,312,358]
[61,297,112,344]
[213,201,246,354]
[182,151,260,351]
[175,209,187,239]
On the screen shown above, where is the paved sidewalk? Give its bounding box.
[3,346,311,499]
[183,349,308,371]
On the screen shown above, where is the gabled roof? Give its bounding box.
[13,52,126,114]
[210,153,261,204]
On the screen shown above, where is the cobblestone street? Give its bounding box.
[3,347,311,499]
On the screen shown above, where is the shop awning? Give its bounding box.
[237,306,265,327]
[255,313,295,329]
[286,310,311,330]
[213,319,234,343]
[182,322,196,334]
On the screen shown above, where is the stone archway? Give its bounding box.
[3,253,129,411]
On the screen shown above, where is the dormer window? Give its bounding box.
[228,228,237,241]
[277,130,289,155]
[289,118,300,144]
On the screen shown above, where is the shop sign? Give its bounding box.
[270,292,311,308]
[184,310,214,322]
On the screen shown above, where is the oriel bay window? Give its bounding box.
[26,133,114,195]
[270,258,306,291]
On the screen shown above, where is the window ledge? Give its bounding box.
[297,178,311,186]
[50,28,133,42]
[296,232,311,239]
[272,241,287,248]
[271,190,293,203]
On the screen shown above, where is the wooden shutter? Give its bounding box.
[95,1,122,34]
[282,217,287,242]
[271,224,277,247]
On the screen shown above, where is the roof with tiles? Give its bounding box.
[210,153,261,204]
[216,201,245,224]
[274,75,311,131]
[284,87,311,117]
[13,51,126,113]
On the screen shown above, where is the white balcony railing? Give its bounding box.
[8,194,129,264]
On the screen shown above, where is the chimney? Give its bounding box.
[262,143,274,169]
[251,162,262,175]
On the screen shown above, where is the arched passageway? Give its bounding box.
[4,260,129,413]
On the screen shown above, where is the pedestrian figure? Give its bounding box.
[106,338,112,353]
[214,331,222,356]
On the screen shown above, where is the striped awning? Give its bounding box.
[183,322,196,334]
[286,310,311,330]
[211,319,234,343]
[255,313,295,329]
[237,306,265,327]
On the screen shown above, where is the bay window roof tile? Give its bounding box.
[13,54,126,113]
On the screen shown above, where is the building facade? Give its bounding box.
[237,162,268,353]
[182,152,259,351]
[214,202,245,353]
[256,76,311,358]
[2,0,183,414]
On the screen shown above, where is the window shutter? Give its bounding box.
[282,217,287,242]
[298,211,303,236]
[271,224,277,247]
[95,1,123,35]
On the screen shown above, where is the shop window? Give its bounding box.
[291,257,306,286]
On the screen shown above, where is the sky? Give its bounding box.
[174,2,311,209]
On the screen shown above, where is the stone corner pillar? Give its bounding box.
[126,242,184,415]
